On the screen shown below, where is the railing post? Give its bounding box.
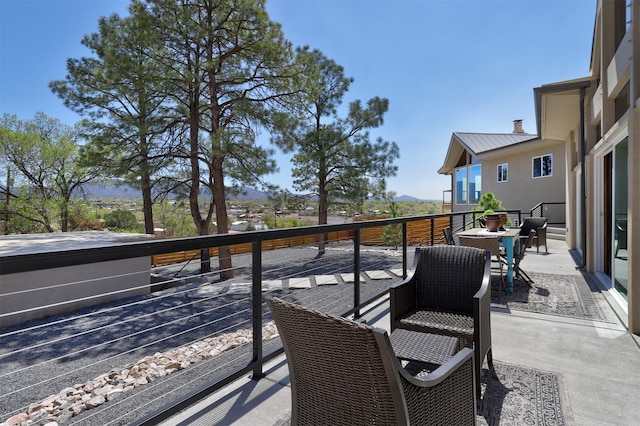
[251,240,264,380]
[353,229,361,318]
[402,222,408,278]
[430,218,435,246]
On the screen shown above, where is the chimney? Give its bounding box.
[513,119,524,134]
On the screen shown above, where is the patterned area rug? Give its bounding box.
[273,361,572,426]
[478,361,572,426]
[491,271,616,322]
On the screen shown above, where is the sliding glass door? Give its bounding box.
[613,138,628,299]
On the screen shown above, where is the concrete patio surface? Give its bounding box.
[159,239,640,426]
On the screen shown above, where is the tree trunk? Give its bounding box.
[140,175,154,234]
[139,140,155,235]
[187,101,211,273]
[60,200,69,232]
[212,156,233,279]
[318,187,328,254]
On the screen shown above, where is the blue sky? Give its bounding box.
[0,0,596,200]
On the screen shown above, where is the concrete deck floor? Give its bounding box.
[159,239,640,426]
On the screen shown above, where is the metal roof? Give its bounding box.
[453,132,538,154]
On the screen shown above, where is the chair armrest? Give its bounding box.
[536,226,547,238]
[398,348,476,424]
[473,251,492,359]
[473,251,492,302]
[399,347,474,387]
[390,274,417,331]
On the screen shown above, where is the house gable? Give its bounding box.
[438,123,570,213]
[438,132,537,175]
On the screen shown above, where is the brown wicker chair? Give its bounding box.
[519,217,548,253]
[267,297,477,426]
[390,245,492,398]
[458,236,506,297]
[442,227,456,245]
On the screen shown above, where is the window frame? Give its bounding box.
[468,164,482,205]
[497,163,508,183]
[532,154,552,178]
[455,164,482,205]
[455,167,467,204]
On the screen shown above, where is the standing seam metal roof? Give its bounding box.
[453,132,538,154]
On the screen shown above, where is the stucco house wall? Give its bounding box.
[480,140,566,215]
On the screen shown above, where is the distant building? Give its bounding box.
[438,120,566,219]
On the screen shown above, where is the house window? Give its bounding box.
[469,164,482,204]
[497,163,508,182]
[455,164,482,204]
[455,168,467,204]
[533,154,552,178]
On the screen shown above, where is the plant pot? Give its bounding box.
[484,214,501,232]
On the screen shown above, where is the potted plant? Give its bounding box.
[482,209,501,232]
[475,192,505,232]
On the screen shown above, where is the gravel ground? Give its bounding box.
[0,243,414,425]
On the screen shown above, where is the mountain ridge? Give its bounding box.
[79,182,433,202]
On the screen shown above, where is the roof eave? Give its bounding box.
[534,77,593,137]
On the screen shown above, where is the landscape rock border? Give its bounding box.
[1,323,279,426]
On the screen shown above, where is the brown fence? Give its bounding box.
[151,230,354,267]
[355,216,451,247]
[151,217,455,267]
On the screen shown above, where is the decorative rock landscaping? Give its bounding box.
[1,323,279,426]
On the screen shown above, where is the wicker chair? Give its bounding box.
[519,217,548,253]
[267,297,477,426]
[442,227,456,245]
[458,236,506,297]
[390,245,492,398]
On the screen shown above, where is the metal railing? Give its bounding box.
[0,209,522,425]
[530,202,566,227]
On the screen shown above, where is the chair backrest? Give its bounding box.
[520,217,547,234]
[458,236,501,259]
[443,227,456,245]
[413,245,488,314]
[267,297,408,425]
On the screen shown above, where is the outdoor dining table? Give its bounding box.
[456,227,521,293]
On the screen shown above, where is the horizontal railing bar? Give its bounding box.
[1,210,488,275]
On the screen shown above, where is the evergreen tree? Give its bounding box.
[272,47,399,252]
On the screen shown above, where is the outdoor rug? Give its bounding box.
[491,271,617,322]
[273,360,572,426]
[477,361,573,426]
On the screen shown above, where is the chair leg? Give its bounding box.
[495,262,507,301]
[475,348,482,398]
[520,269,534,284]
[477,348,496,397]
[516,267,534,288]
[486,348,496,378]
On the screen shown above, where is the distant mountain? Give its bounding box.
[228,186,272,200]
[81,182,140,199]
[79,182,273,200]
[394,195,425,202]
[79,182,430,202]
